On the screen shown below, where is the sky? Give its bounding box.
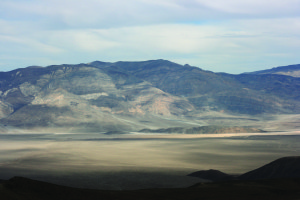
[1,0,300,73]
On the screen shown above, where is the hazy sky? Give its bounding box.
[1,0,300,73]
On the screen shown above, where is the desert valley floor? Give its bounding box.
[0,131,299,190]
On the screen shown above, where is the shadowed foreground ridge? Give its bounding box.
[187,169,236,181]
[188,156,300,182]
[240,156,300,180]
[1,176,300,200]
[1,157,300,200]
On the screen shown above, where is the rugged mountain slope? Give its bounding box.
[90,60,300,115]
[234,74,300,101]
[1,60,300,132]
[0,63,194,132]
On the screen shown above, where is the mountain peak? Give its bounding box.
[87,61,110,67]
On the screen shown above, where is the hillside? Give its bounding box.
[187,169,236,181]
[246,64,300,77]
[1,60,300,132]
[90,60,300,115]
[2,176,300,200]
[189,156,300,182]
[240,156,300,180]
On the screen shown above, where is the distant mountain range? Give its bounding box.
[246,64,300,77]
[139,126,265,134]
[1,60,300,132]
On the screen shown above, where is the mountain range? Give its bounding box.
[1,60,300,133]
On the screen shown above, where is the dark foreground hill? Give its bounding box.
[240,156,300,180]
[1,156,300,200]
[187,169,236,181]
[189,156,300,182]
[1,177,300,200]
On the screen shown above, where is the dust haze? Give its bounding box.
[0,132,299,189]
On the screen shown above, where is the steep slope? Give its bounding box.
[90,60,300,115]
[234,74,300,101]
[0,63,194,132]
[240,156,300,180]
[1,60,300,131]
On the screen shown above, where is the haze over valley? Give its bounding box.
[0,133,299,190]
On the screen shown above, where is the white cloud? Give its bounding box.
[2,0,300,29]
[0,34,63,54]
[198,0,300,16]
[44,30,120,52]
[0,0,300,73]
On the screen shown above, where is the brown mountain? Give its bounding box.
[0,63,194,132]
[1,60,300,132]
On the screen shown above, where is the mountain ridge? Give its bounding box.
[1,60,300,132]
[245,64,300,77]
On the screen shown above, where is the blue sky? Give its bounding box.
[1,0,300,73]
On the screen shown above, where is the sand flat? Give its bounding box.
[126,131,300,139]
